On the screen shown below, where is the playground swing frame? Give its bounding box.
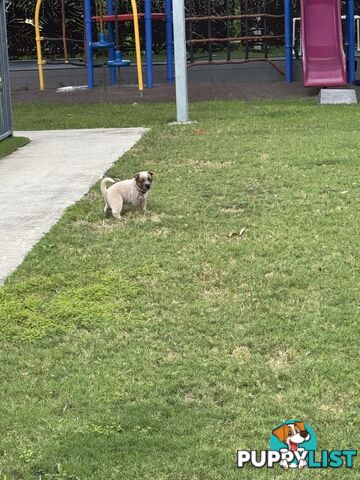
[85,0,142,90]
[106,0,131,69]
[34,0,91,91]
[35,0,173,91]
[35,0,45,91]
[84,0,174,90]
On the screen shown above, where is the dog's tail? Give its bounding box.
[100,177,115,198]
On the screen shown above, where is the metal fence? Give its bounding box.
[6,0,360,60]
[0,0,12,140]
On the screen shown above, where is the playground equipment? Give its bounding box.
[185,0,285,77]
[35,0,88,90]
[301,0,346,86]
[35,0,45,91]
[185,0,356,87]
[85,0,141,90]
[36,0,77,91]
[106,0,130,68]
[91,0,115,49]
[84,0,174,90]
[33,0,356,91]
[285,0,356,85]
[34,0,173,91]
[131,0,144,93]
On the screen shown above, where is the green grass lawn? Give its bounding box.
[1,100,360,479]
[0,135,29,159]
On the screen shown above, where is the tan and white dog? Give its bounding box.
[272,422,310,469]
[100,171,154,219]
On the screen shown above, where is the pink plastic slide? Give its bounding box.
[301,0,347,86]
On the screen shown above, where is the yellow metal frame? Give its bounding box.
[131,0,144,93]
[35,0,142,93]
[35,0,45,91]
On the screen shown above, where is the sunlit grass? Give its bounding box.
[1,100,359,479]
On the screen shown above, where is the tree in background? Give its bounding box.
[6,0,83,58]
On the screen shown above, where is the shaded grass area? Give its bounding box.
[13,102,176,130]
[0,135,29,159]
[1,100,360,479]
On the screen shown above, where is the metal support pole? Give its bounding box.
[346,0,356,83]
[173,0,189,123]
[263,0,268,58]
[284,0,293,82]
[131,0,144,93]
[165,0,174,83]
[207,0,212,62]
[35,0,45,91]
[244,0,249,60]
[108,0,117,85]
[145,0,153,88]
[84,0,94,89]
[226,0,231,62]
[61,0,68,63]
[188,0,194,63]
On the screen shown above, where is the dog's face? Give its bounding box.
[134,171,154,192]
[272,422,310,452]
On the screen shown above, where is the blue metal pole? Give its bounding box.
[145,0,153,88]
[84,0,94,89]
[107,0,117,85]
[165,0,174,83]
[284,0,293,82]
[346,0,355,84]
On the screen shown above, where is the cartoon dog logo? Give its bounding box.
[272,421,311,469]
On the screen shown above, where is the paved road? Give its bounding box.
[0,128,147,283]
[10,59,304,92]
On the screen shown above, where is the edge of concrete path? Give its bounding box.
[1,128,149,284]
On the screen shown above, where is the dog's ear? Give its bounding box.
[134,173,140,181]
[272,424,289,443]
[148,171,154,177]
[294,421,306,432]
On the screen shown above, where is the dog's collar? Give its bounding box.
[135,183,147,194]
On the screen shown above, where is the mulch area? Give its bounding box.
[11,81,329,104]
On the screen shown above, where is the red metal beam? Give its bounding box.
[92,13,166,22]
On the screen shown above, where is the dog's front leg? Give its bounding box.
[111,196,123,220]
[139,197,147,213]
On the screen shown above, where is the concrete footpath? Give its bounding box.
[0,128,147,283]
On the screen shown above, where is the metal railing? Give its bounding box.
[292,15,360,56]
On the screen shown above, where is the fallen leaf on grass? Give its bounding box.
[185,392,195,402]
[194,129,207,135]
